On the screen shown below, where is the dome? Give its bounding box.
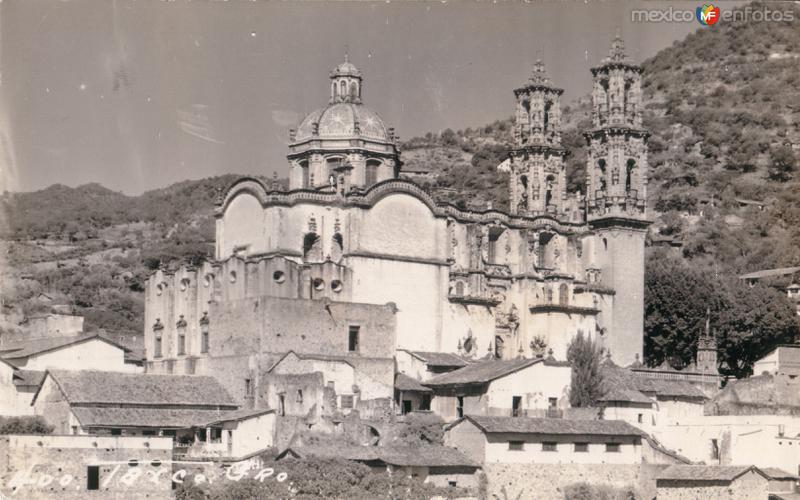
[332,60,361,78]
[293,102,391,143]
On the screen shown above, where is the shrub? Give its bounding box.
[0,416,54,435]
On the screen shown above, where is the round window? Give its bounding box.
[273,271,286,283]
[313,278,325,291]
[331,280,343,293]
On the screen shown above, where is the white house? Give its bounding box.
[0,333,140,373]
[424,357,572,421]
[183,408,276,460]
[396,349,469,381]
[444,415,646,465]
[752,344,800,378]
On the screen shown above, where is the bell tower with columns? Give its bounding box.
[507,60,568,217]
[585,35,651,366]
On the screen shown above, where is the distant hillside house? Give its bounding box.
[423,357,571,421]
[753,344,800,378]
[740,266,800,316]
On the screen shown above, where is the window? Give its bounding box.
[421,394,431,411]
[348,326,360,352]
[637,413,643,423]
[448,481,458,488]
[110,429,122,436]
[456,396,464,418]
[606,443,621,453]
[711,439,720,460]
[512,396,522,417]
[402,400,412,414]
[245,378,253,398]
[71,426,78,435]
[559,283,569,306]
[297,390,303,403]
[300,160,309,188]
[87,466,100,490]
[142,430,156,436]
[488,228,502,263]
[366,160,380,186]
[201,323,209,354]
[278,394,286,416]
[177,332,186,355]
[341,395,354,409]
[154,335,162,358]
[542,442,557,452]
[508,441,524,451]
[548,397,558,408]
[574,443,588,453]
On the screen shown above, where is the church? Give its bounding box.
[143,36,650,409]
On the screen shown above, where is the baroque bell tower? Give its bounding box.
[507,60,568,216]
[585,36,651,367]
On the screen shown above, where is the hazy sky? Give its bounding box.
[0,0,733,194]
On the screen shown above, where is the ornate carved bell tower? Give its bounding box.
[507,60,568,216]
[586,35,648,221]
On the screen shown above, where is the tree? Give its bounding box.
[566,332,604,407]
[767,145,796,182]
[0,416,54,435]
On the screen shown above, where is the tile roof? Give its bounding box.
[12,369,45,387]
[0,334,128,360]
[657,465,766,482]
[71,407,232,429]
[740,267,800,280]
[38,369,237,407]
[762,467,799,480]
[634,377,707,400]
[267,350,356,372]
[278,445,477,468]
[424,358,542,387]
[459,415,644,437]
[395,373,432,392]
[195,408,275,427]
[404,350,469,368]
[379,445,478,468]
[601,362,706,403]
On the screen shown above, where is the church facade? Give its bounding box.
[144,37,650,388]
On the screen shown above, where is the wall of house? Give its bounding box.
[656,470,768,500]
[485,363,571,416]
[482,463,648,500]
[18,340,133,373]
[657,415,800,473]
[231,413,276,458]
[0,363,20,416]
[603,403,654,434]
[25,314,84,340]
[430,387,487,422]
[483,433,642,465]
[655,398,705,427]
[444,420,487,465]
[32,376,78,434]
[0,434,173,500]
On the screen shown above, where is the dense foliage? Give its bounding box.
[563,482,637,500]
[566,332,604,407]
[0,416,54,435]
[645,253,799,378]
[174,457,474,500]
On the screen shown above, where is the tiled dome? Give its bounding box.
[294,102,390,143]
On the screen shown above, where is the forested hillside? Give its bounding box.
[2,2,798,376]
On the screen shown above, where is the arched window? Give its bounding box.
[365,160,380,186]
[597,160,607,193]
[625,159,635,194]
[350,82,358,99]
[559,283,569,306]
[339,81,346,97]
[495,336,505,359]
[488,227,504,264]
[545,287,554,304]
[303,233,322,262]
[538,232,554,269]
[545,175,555,209]
[543,101,551,134]
[200,313,210,354]
[331,233,344,261]
[153,319,164,359]
[455,281,465,297]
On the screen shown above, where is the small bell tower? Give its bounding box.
[697,309,719,377]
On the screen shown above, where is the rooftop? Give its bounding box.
[0,334,128,361]
[402,350,469,368]
[36,369,238,407]
[657,465,766,483]
[458,415,643,437]
[740,266,800,280]
[71,407,236,429]
[395,373,432,393]
[425,358,552,387]
[278,444,477,468]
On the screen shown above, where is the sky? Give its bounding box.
[0,0,735,195]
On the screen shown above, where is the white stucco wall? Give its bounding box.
[486,362,571,415]
[484,433,641,465]
[231,413,276,457]
[17,340,134,373]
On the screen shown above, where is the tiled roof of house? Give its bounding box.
[404,350,469,368]
[460,415,643,437]
[0,334,128,360]
[38,369,237,407]
[601,361,706,403]
[12,369,45,387]
[395,373,432,392]
[740,266,800,280]
[195,408,275,427]
[267,350,356,372]
[278,444,476,468]
[379,446,478,468]
[634,377,707,400]
[762,467,799,480]
[710,373,800,411]
[424,358,542,387]
[657,465,766,482]
[71,407,232,429]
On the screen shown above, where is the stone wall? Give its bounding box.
[0,434,172,500]
[656,469,768,500]
[483,463,657,500]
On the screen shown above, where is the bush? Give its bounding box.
[564,482,637,500]
[0,416,54,435]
